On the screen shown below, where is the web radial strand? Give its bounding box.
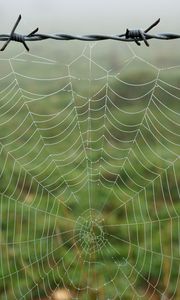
[0,42,179,300]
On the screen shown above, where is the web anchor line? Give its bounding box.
[1,15,180,51]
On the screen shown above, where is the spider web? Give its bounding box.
[0,42,179,300]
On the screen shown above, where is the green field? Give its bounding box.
[0,45,179,300]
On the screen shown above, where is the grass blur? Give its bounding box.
[0,43,179,300]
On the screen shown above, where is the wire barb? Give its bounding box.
[125,19,161,46]
[0,14,38,52]
[0,16,180,52]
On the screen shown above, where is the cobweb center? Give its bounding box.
[74,209,106,255]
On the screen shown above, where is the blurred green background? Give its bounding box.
[0,40,179,300]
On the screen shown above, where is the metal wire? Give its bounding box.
[0,15,180,52]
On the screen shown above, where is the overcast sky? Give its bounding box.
[0,0,180,33]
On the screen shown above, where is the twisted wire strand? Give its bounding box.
[0,15,180,51]
[1,33,180,41]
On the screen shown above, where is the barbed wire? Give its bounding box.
[0,15,180,52]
